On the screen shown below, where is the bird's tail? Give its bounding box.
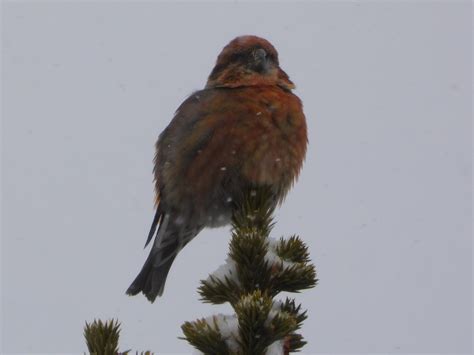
[126,210,198,302]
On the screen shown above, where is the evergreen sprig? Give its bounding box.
[84,319,121,355]
[234,291,275,354]
[277,298,310,352]
[229,228,273,295]
[276,235,311,263]
[83,319,154,354]
[231,187,276,236]
[181,318,231,354]
[199,274,242,305]
[279,298,308,328]
[269,262,317,296]
[182,187,317,354]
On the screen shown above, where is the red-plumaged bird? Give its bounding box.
[126,35,307,302]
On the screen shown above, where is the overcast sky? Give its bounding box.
[2,1,472,354]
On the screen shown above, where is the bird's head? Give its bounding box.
[206,35,295,90]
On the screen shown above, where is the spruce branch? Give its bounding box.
[234,291,274,354]
[277,298,310,353]
[269,262,317,295]
[182,187,318,354]
[231,186,276,235]
[83,319,154,354]
[234,290,299,355]
[199,274,242,305]
[229,228,273,294]
[267,311,298,344]
[276,235,311,264]
[84,319,121,355]
[279,298,308,328]
[181,318,231,354]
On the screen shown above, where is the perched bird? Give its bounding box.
[126,35,307,302]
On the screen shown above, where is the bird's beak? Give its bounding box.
[252,48,270,73]
[253,48,267,62]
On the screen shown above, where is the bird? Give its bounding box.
[126,35,308,302]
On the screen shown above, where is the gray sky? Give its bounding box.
[1,1,472,354]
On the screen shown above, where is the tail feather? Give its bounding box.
[144,207,162,248]
[126,211,200,302]
[126,247,177,302]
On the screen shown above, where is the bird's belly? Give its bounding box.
[202,203,233,228]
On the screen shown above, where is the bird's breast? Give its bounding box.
[157,86,307,220]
